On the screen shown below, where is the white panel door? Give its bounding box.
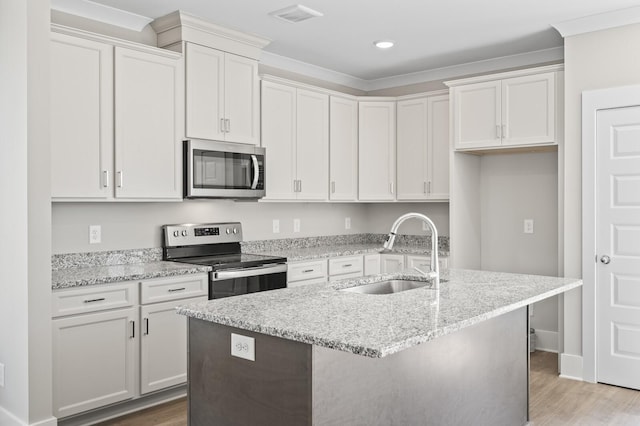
[114,47,183,199]
[296,89,329,200]
[502,72,555,147]
[140,296,206,394]
[329,96,358,201]
[50,33,113,200]
[53,307,137,418]
[452,81,501,150]
[261,81,296,199]
[427,95,450,200]
[596,106,640,390]
[381,254,405,273]
[364,254,381,276]
[224,53,260,144]
[358,101,396,201]
[397,98,428,200]
[185,43,224,141]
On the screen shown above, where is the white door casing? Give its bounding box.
[583,85,640,388]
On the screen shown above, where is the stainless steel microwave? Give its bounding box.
[184,140,265,199]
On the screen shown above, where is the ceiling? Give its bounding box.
[53,0,640,88]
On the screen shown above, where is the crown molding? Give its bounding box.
[262,47,563,92]
[553,6,640,38]
[50,0,153,32]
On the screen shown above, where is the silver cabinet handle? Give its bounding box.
[299,180,302,193]
[428,181,432,194]
[293,180,297,193]
[389,182,394,194]
[220,118,225,133]
[117,171,123,188]
[225,119,230,133]
[144,318,149,335]
[168,287,186,293]
[502,124,507,139]
[103,170,110,188]
[130,320,135,339]
[83,297,105,303]
[331,181,336,194]
[342,264,353,268]
[302,269,314,273]
[600,255,611,265]
[496,124,501,139]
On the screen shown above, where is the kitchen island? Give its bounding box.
[178,269,581,426]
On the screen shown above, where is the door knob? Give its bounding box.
[600,255,611,265]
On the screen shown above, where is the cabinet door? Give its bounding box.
[114,47,183,199]
[427,95,450,200]
[397,98,428,200]
[364,254,381,276]
[380,254,405,273]
[140,296,207,394]
[53,307,137,418]
[358,101,396,201]
[329,96,358,201]
[50,33,113,200]
[185,43,225,141]
[296,89,329,200]
[406,255,431,272]
[261,81,297,199]
[501,72,555,147]
[224,53,260,144]
[452,81,501,150]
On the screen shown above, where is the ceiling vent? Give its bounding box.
[269,4,323,24]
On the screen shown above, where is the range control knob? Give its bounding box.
[233,228,238,234]
[181,230,188,237]
[173,230,180,238]
[226,228,231,235]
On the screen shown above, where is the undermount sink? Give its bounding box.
[341,279,438,295]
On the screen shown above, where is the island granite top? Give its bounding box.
[177,268,582,358]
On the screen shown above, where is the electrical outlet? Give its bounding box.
[231,333,255,361]
[89,225,101,244]
[524,219,534,234]
[345,217,351,230]
[0,362,5,387]
[293,218,301,233]
[272,219,280,234]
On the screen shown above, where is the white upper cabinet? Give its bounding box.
[50,28,183,201]
[185,43,259,144]
[114,46,183,200]
[358,101,396,201]
[329,96,358,201]
[449,67,561,151]
[396,94,450,201]
[261,80,328,201]
[50,33,113,200]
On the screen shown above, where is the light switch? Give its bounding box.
[272,219,280,234]
[345,217,351,230]
[231,333,255,361]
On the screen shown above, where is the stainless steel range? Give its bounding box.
[162,222,287,299]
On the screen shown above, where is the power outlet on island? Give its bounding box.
[524,219,534,234]
[231,333,255,361]
[89,225,101,244]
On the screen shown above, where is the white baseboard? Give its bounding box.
[0,407,56,426]
[534,329,558,353]
[559,353,584,381]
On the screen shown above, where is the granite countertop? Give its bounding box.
[177,269,582,358]
[52,261,211,290]
[251,243,448,262]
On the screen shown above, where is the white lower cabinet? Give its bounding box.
[328,255,364,281]
[287,259,328,287]
[52,274,208,418]
[52,282,139,418]
[380,254,406,273]
[364,254,381,275]
[140,296,206,394]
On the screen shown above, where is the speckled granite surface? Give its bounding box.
[177,269,582,358]
[52,248,162,270]
[52,261,211,289]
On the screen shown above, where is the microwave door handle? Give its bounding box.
[250,155,259,190]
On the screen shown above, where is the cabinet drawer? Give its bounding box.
[328,255,363,277]
[52,282,138,318]
[140,274,208,305]
[288,260,327,283]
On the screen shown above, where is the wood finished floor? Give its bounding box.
[98,351,640,425]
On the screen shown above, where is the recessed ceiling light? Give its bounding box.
[374,40,394,49]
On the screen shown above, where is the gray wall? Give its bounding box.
[0,0,53,424]
[479,152,559,333]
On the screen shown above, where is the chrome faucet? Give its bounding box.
[383,212,440,288]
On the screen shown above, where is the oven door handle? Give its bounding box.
[213,263,287,281]
[250,155,259,190]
